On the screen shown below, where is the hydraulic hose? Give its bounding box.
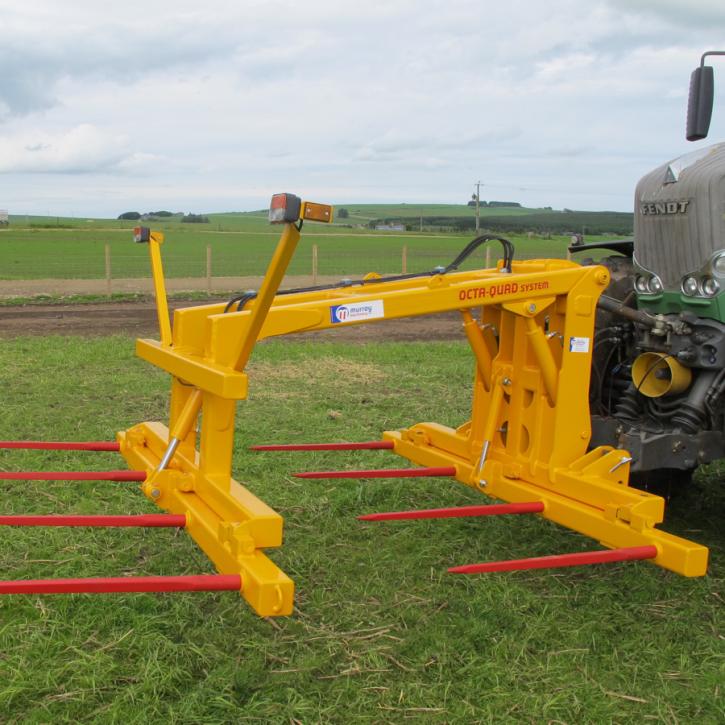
[224,234,515,313]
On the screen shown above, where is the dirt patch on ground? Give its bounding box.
[0,275,339,297]
[250,358,387,384]
[0,298,464,342]
[0,273,465,342]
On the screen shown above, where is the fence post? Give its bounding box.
[312,244,318,284]
[402,245,408,274]
[104,243,112,297]
[566,246,572,261]
[206,245,212,293]
[485,246,491,269]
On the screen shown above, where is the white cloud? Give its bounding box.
[0,124,135,173]
[610,0,725,27]
[0,0,724,215]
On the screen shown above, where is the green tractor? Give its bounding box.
[574,51,725,494]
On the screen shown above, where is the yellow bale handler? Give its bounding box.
[0,193,707,616]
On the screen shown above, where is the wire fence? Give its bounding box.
[0,239,572,296]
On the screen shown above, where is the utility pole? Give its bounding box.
[474,180,481,234]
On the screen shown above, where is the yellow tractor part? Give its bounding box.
[632,351,693,398]
[112,202,707,617]
[119,210,317,616]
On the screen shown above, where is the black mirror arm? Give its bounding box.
[700,50,725,68]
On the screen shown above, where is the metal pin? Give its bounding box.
[156,437,180,472]
[474,440,490,478]
[609,455,633,474]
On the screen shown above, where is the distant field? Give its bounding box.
[7,203,545,231]
[0,210,580,281]
[7,201,631,236]
[334,203,546,225]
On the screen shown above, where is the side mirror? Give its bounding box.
[687,65,714,141]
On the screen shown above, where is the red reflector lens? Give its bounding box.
[133,226,150,243]
[269,193,301,224]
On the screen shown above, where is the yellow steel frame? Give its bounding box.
[119,221,303,616]
[119,222,708,617]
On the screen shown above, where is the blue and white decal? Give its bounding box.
[330,299,385,324]
[569,336,591,353]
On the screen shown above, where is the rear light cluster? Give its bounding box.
[269,193,302,224]
[268,194,334,224]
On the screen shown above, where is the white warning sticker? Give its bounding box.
[569,336,591,353]
[330,299,385,324]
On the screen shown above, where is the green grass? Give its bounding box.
[7,204,545,231]
[0,210,591,282]
[0,228,573,281]
[0,336,722,723]
[331,203,545,225]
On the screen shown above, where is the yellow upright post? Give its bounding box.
[153,221,302,473]
[121,198,335,616]
[234,222,301,370]
[148,232,172,347]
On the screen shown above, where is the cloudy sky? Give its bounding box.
[1,0,724,217]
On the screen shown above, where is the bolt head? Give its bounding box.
[528,303,537,313]
[151,488,161,499]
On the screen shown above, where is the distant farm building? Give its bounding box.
[0,210,8,226]
[375,223,405,231]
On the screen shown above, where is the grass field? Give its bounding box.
[0,209,592,282]
[0,335,722,723]
[6,204,547,231]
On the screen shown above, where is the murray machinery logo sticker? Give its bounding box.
[330,300,385,324]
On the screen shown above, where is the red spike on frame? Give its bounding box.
[294,466,456,479]
[0,470,146,482]
[448,546,658,574]
[0,514,186,528]
[0,574,242,595]
[0,440,120,452]
[251,441,394,452]
[358,501,544,521]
